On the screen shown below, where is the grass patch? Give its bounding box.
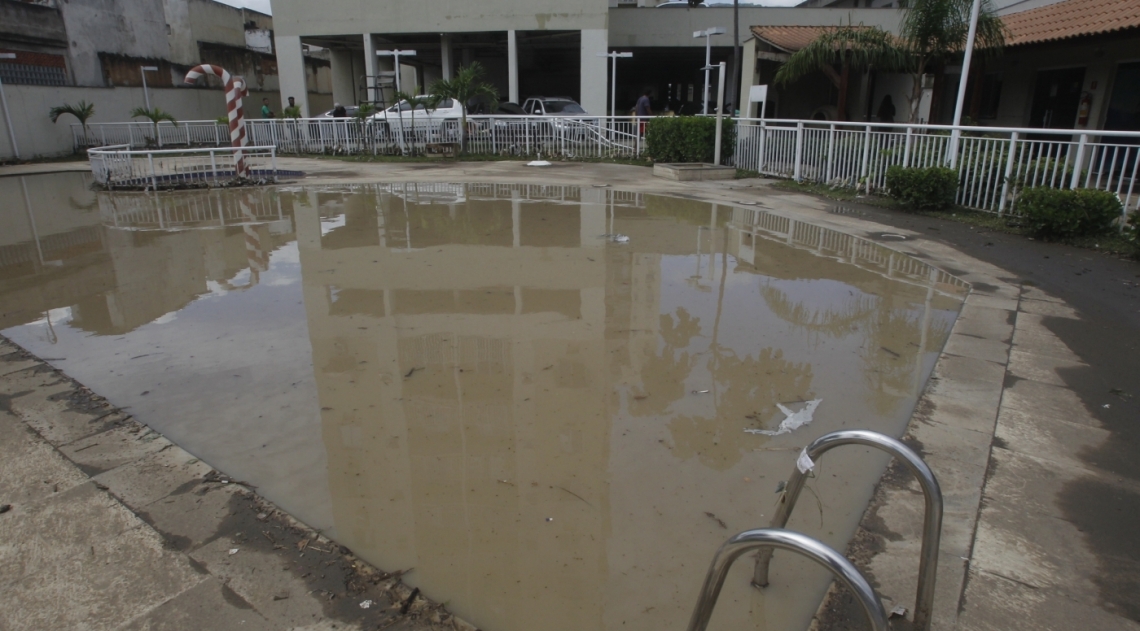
[770,179,1137,259]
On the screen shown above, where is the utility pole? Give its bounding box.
[140,66,158,111]
[948,0,983,168]
[597,51,633,116]
[0,53,18,159]
[694,27,725,115]
[729,0,741,116]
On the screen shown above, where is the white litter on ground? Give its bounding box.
[359,600,375,609]
[745,399,822,436]
[526,160,552,167]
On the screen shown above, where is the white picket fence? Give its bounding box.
[735,119,1140,217]
[77,117,1140,217]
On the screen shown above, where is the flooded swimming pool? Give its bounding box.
[1,173,966,631]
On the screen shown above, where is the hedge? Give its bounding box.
[645,116,736,164]
[885,166,959,211]
[1018,187,1124,240]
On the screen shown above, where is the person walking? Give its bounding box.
[635,89,653,137]
[877,95,896,124]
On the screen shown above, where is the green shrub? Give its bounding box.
[1018,187,1123,240]
[1124,209,1140,255]
[645,116,735,164]
[885,166,959,211]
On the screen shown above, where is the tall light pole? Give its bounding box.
[693,27,725,115]
[704,62,727,165]
[0,53,18,159]
[948,0,983,168]
[376,49,418,97]
[140,65,158,111]
[597,51,633,116]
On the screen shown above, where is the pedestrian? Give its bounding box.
[261,98,274,119]
[635,89,653,136]
[877,95,896,124]
[287,96,295,109]
[332,103,347,118]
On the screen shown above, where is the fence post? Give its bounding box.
[101,126,107,147]
[793,121,805,182]
[997,131,1019,216]
[948,128,961,169]
[859,125,872,193]
[758,121,768,174]
[825,123,836,183]
[903,126,913,168]
[271,147,278,182]
[526,119,531,155]
[147,152,158,191]
[1070,133,1088,190]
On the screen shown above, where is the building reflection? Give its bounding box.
[294,184,966,631]
[0,174,295,334]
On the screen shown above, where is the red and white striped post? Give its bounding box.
[184,64,249,178]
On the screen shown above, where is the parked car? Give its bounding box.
[319,106,359,118]
[370,96,464,138]
[522,97,588,116]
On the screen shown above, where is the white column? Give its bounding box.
[441,35,453,80]
[275,34,311,117]
[330,48,356,106]
[363,34,378,104]
[507,30,519,104]
[738,38,757,118]
[579,29,608,117]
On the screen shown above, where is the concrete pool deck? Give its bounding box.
[1,157,1136,631]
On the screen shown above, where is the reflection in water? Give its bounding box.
[1,176,966,631]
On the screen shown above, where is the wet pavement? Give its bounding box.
[0,173,964,631]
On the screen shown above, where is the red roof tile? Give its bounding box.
[1002,0,1140,46]
[750,25,851,53]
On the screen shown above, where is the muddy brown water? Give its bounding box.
[1,174,966,631]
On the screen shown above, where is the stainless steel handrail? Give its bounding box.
[686,528,889,631]
[752,429,943,631]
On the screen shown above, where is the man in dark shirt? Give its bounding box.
[635,90,652,136]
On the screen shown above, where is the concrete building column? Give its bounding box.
[363,34,378,105]
[507,30,519,104]
[275,34,310,117]
[330,49,356,106]
[579,29,608,117]
[738,38,757,118]
[441,35,453,80]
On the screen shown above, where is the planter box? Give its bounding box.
[653,163,735,181]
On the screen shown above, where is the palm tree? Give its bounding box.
[392,88,438,152]
[428,62,499,153]
[130,106,178,147]
[898,0,1006,122]
[774,24,904,121]
[49,101,96,147]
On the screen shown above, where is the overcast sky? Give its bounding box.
[211,0,804,18]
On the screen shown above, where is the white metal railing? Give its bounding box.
[77,116,649,159]
[735,119,1140,217]
[87,144,280,189]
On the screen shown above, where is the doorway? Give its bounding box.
[1028,66,1085,129]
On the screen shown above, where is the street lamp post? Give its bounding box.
[596,51,633,117]
[376,50,417,155]
[376,49,418,97]
[704,62,727,165]
[140,65,159,111]
[693,27,725,115]
[0,53,18,159]
[948,0,983,168]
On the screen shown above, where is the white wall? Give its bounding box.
[0,85,284,159]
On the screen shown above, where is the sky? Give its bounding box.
[210,0,805,17]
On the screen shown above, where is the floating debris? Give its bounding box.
[359,600,375,609]
[745,399,822,436]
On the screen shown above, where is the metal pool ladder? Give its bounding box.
[686,528,890,631]
[752,429,944,631]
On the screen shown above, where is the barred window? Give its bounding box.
[0,62,67,86]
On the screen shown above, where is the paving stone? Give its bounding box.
[930,353,1006,386]
[941,333,1010,364]
[136,482,245,552]
[0,365,68,396]
[958,569,1140,631]
[999,378,1097,427]
[93,445,214,510]
[953,303,1016,343]
[1010,327,1083,362]
[1006,348,1086,388]
[1018,298,1080,319]
[5,373,127,445]
[0,411,88,506]
[994,407,1109,471]
[963,293,1019,312]
[189,536,331,629]
[0,482,142,587]
[0,521,204,631]
[117,576,276,631]
[59,424,174,477]
[1019,285,1066,304]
